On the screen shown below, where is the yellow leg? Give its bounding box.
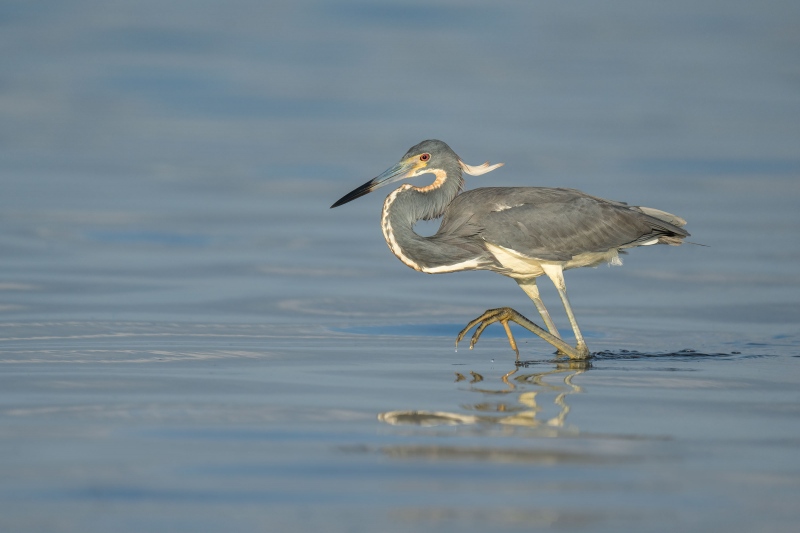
[541,265,590,358]
[517,278,561,339]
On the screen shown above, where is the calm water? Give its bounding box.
[2,1,799,532]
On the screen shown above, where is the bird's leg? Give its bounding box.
[517,278,571,357]
[456,307,582,360]
[541,264,590,358]
[516,278,565,349]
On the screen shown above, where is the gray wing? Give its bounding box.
[437,187,689,262]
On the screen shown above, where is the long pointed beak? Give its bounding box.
[330,159,417,208]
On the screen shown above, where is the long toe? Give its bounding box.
[458,307,589,360]
[456,308,503,347]
[456,307,518,354]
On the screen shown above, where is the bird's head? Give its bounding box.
[330,139,503,208]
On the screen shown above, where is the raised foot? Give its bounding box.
[455,307,590,360]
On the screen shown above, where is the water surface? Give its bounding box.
[1,1,799,532]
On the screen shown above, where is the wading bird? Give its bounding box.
[331,140,689,359]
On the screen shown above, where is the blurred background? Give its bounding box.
[1,1,799,532]
[2,0,798,334]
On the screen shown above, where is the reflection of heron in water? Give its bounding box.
[378,361,588,433]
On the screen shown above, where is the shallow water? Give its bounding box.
[2,1,800,532]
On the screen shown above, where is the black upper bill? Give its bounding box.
[330,179,378,208]
[330,160,413,209]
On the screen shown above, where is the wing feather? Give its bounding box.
[437,187,688,262]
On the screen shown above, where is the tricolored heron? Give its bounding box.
[331,139,689,359]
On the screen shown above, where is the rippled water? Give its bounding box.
[2,1,799,532]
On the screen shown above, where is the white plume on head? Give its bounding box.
[458,159,504,176]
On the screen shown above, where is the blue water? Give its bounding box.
[2,1,799,532]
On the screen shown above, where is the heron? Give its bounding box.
[331,139,689,359]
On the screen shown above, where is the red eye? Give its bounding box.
[419,153,430,162]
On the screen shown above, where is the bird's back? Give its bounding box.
[436,187,689,262]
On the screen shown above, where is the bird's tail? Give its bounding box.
[635,206,687,227]
[632,206,691,246]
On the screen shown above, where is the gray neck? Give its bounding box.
[380,167,478,272]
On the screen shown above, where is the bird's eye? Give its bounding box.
[420,153,431,162]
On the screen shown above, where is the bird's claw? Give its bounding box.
[456,307,590,360]
[456,307,523,358]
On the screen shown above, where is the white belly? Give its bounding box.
[485,242,622,280]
